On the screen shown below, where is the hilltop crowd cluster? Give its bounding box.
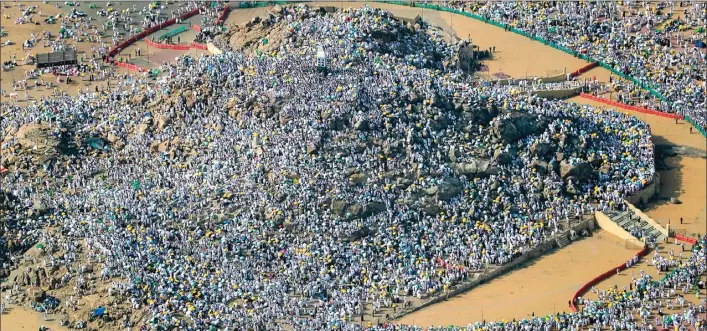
[1,3,701,331]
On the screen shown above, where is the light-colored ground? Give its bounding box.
[0,1,207,103]
[228,2,592,78]
[398,230,638,326]
[0,304,67,331]
[2,2,706,329]
[569,96,707,305]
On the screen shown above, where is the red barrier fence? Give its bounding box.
[113,61,146,73]
[570,246,649,312]
[579,93,683,120]
[674,234,697,245]
[569,62,599,78]
[105,7,202,61]
[145,38,208,51]
[192,24,202,32]
[216,4,230,25]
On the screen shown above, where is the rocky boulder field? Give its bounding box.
[0,5,654,330]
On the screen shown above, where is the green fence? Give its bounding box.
[237,1,280,8]
[158,25,188,41]
[376,1,706,137]
[685,116,707,137]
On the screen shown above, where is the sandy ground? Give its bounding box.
[2,2,706,329]
[0,1,208,103]
[398,230,639,326]
[1,304,68,331]
[569,96,707,304]
[569,97,706,235]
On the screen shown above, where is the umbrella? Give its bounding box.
[92,306,106,318]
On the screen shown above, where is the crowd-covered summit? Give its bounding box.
[0,3,684,331]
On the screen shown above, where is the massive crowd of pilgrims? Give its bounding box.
[0,2,703,331]
[444,0,706,127]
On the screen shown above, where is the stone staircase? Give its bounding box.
[608,209,667,243]
[556,235,571,248]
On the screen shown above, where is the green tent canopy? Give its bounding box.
[86,138,110,151]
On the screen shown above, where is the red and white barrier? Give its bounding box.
[674,234,698,245]
[579,93,683,120]
[570,247,649,312]
[216,4,230,25]
[105,7,202,61]
[113,60,146,73]
[569,62,599,79]
[145,38,207,51]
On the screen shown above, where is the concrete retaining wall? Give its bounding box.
[624,200,669,237]
[595,211,644,249]
[534,87,583,99]
[391,166,659,319]
[625,173,660,205]
[391,216,596,319]
[491,73,567,86]
[207,42,223,55]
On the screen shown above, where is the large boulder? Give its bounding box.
[157,141,170,153]
[437,177,462,200]
[81,264,94,274]
[494,113,548,142]
[460,103,499,124]
[530,160,550,174]
[106,133,120,143]
[32,199,49,216]
[452,159,500,177]
[155,113,171,131]
[349,173,368,185]
[559,161,594,182]
[565,181,580,195]
[136,123,151,135]
[362,201,386,218]
[270,4,283,15]
[341,226,374,243]
[28,286,46,303]
[421,197,441,215]
[15,123,60,152]
[344,203,363,220]
[530,142,552,158]
[330,199,348,216]
[30,270,40,286]
[494,151,513,165]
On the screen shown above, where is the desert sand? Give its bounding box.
[0,1,207,102]
[2,2,705,330]
[0,304,67,331]
[568,96,706,303]
[398,230,639,326]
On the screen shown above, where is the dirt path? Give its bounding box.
[228,2,592,78]
[569,96,707,304]
[0,303,68,331]
[397,230,638,326]
[570,97,706,236]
